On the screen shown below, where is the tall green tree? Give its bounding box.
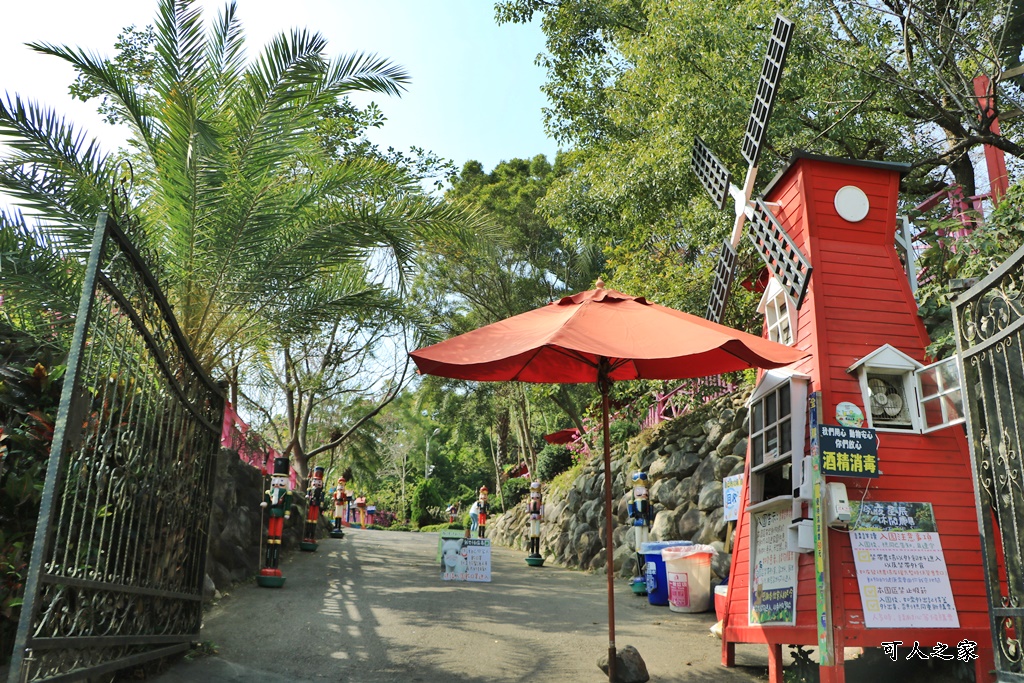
[497,0,1024,324]
[0,0,480,376]
[413,155,603,478]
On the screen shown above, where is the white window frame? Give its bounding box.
[917,356,966,433]
[747,370,809,506]
[848,344,923,432]
[758,276,795,346]
[848,344,966,434]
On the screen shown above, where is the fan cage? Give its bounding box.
[866,373,914,428]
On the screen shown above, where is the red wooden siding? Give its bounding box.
[723,155,990,657]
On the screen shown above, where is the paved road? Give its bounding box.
[152,528,775,682]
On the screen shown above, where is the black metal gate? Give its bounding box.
[953,244,1024,681]
[8,214,224,682]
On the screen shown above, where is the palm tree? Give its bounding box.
[0,0,482,377]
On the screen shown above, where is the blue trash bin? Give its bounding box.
[642,541,692,606]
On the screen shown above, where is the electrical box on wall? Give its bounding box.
[826,482,851,526]
[787,519,814,553]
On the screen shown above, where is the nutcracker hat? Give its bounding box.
[631,471,649,482]
[530,481,541,489]
[272,456,290,476]
[338,476,346,485]
[479,485,489,495]
[312,466,324,480]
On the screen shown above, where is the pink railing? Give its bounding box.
[640,376,738,431]
[221,402,297,488]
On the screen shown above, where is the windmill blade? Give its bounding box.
[692,136,733,211]
[741,14,794,169]
[747,199,812,309]
[705,239,738,323]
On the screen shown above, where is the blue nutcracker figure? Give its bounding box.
[627,471,655,579]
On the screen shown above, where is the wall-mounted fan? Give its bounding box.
[868,376,911,425]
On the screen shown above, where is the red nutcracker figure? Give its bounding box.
[301,466,325,551]
[476,486,489,539]
[258,456,292,587]
[330,476,347,539]
[525,481,544,565]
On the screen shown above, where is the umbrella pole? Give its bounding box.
[600,363,617,682]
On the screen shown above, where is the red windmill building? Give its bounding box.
[692,16,994,683]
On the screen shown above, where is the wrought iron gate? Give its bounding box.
[953,243,1024,681]
[8,214,224,682]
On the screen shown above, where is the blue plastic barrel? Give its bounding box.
[641,541,692,606]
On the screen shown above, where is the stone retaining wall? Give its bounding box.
[203,449,305,599]
[489,387,750,584]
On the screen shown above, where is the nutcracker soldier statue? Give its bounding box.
[258,457,292,587]
[301,466,325,551]
[627,471,655,583]
[524,481,544,566]
[330,476,347,539]
[476,486,490,539]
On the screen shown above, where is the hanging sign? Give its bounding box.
[440,537,491,582]
[722,473,744,522]
[819,424,879,478]
[849,501,936,532]
[749,504,797,626]
[849,501,956,628]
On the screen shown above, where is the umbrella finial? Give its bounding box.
[595,278,605,290]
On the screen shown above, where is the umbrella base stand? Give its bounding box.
[598,645,650,683]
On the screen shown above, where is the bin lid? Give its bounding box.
[661,543,717,560]
[640,541,692,554]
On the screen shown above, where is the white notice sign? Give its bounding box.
[440,537,491,582]
[722,473,744,522]
[749,505,797,625]
[850,531,959,628]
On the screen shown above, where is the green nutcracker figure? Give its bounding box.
[258,457,291,587]
[301,466,325,551]
[330,476,347,539]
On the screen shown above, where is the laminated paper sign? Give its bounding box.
[749,505,797,625]
[722,473,744,522]
[849,502,958,628]
[439,537,491,582]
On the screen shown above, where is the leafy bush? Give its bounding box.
[419,522,464,533]
[501,477,531,506]
[411,478,444,528]
[536,443,573,481]
[609,419,640,445]
[0,325,65,664]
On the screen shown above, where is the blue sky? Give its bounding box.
[0,0,559,186]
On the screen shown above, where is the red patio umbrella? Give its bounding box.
[410,281,806,680]
[543,427,581,445]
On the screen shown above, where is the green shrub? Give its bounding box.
[536,443,573,481]
[411,478,444,528]
[0,325,65,664]
[419,522,464,533]
[609,419,640,445]
[501,477,531,506]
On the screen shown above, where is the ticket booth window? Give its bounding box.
[748,370,809,507]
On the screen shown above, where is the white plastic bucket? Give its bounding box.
[661,544,716,613]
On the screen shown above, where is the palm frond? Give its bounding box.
[28,42,157,153]
[0,95,114,241]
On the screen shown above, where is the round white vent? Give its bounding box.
[834,185,870,222]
